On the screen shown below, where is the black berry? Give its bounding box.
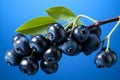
[89,26,101,37]
[60,38,82,56]
[19,57,39,75]
[47,23,66,43]
[82,33,100,55]
[40,60,58,74]
[5,49,21,66]
[12,34,31,56]
[29,34,50,53]
[101,47,117,66]
[43,47,62,63]
[94,51,113,68]
[72,25,90,42]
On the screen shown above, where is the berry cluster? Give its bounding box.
[5,15,120,75]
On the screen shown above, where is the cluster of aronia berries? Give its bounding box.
[5,22,117,75]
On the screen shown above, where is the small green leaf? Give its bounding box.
[16,16,56,35]
[46,6,76,20]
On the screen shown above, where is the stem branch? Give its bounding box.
[87,16,120,28]
[73,14,97,28]
[102,16,120,52]
[69,14,97,37]
[107,19,120,37]
[106,37,110,52]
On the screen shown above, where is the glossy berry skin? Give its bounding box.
[60,38,82,56]
[109,50,117,65]
[12,34,31,56]
[89,26,101,37]
[94,51,113,68]
[40,60,58,74]
[101,47,117,65]
[82,33,100,55]
[47,23,66,43]
[29,34,50,53]
[43,47,62,63]
[72,25,90,42]
[5,49,21,66]
[19,57,39,75]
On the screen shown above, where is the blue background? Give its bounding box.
[0,0,120,80]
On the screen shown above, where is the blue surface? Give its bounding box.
[0,0,120,80]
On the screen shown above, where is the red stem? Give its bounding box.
[87,16,119,28]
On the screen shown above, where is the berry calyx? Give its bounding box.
[94,51,113,68]
[19,57,39,75]
[5,49,22,66]
[29,34,50,53]
[12,34,31,56]
[47,23,66,43]
[72,25,90,42]
[60,38,82,56]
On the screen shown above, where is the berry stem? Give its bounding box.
[74,14,97,24]
[73,14,97,30]
[107,18,120,37]
[105,18,120,52]
[106,37,110,52]
[85,15,120,52]
[69,14,97,37]
[30,51,34,57]
[64,21,73,30]
[87,16,120,28]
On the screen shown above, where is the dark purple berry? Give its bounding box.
[82,33,100,55]
[29,34,50,53]
[43,47,62,63]
[40,60,58,74]
[12,34,31,56]
[101,47,117,66]
[72,25,90,42]
[47,23,66,43]
[94,51,113,68]
[19,57,39,75]
[60,38,82,56]
[5,49,21,66]
[89,26,101,37]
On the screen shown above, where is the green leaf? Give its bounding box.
[46,6,76,20]
[76,20,83,25]
[16,16,56,35]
